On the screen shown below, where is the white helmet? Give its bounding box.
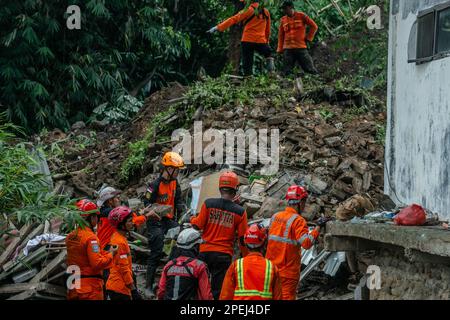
[177,228,204,250]
[96,186,121,207]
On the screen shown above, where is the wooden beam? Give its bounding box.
[0,282,43,294]
[0,246,48,280]
[0,223,34,268]
[5,283,66,300]
[30,250,67,283]
[7,290,36,300]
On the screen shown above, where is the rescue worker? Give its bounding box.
[265,185,326,300]
[96,186,153,300]
[190,170,248,299]
[277,1,319,75]
[157,228,213,300]
[208,0,274,76]
[106,206,136,300]
[96,186,151,250]
[66,199,116,300]
[220,223,283,300]
[144,151,186,298]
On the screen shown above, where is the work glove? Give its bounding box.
[316,216,332,228]
[207,26,218,33]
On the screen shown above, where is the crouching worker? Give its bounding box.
[220,223,282,300]
[106,206,136,300]
[157,228,213,300]
[66,199,116,300]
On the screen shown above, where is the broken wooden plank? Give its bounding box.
[30,250,67,283]
[7,290,37,300]
[0,223,34,268]
[0,282,43,294]
[5,283,66,300]
[0,246,48,280]
[46,269,67,283]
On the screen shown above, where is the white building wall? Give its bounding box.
[386,0,450,220]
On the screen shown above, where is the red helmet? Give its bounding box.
[219,171,239,190]
[285,185,308,201]
[244,223,267,249]
[76,199,100,217]
[108,206,132,228]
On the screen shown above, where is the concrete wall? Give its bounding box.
[386,0,450,220]
[356,247,450,300]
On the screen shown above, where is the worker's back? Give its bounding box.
[66,227,104,275]
[220,252,281,300]
[217,2,271,44]
[265,207,305,280]
[191,198,247,256]
[158,255,213,300]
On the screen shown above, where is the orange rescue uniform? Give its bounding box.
[265,207,319,300]
[277,12,318,52]
[217,2,271,44]
[106,231,134,297]
[66,226,113,300]
[98,210,146,250]
[219,252,282,300]
[191,198,248,256]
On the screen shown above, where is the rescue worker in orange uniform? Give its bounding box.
[106,206,136,300]
[265,185,325,300]
[96,186,150,250]
[96,186,153,300]
[144,151,187,298]
[220,223,282,300]
[277,1,319,75]
[66,199,116,300]
[208,0,274,76]
[190,170,248,299]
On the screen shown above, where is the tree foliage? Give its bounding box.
[0,115,84,235]
[0,0,191,132]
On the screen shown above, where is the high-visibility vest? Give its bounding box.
[234,257,274,299]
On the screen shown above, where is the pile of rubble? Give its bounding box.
[34,76,387,222]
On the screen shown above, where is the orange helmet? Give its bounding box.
[219,171,239,190]
[161,151,185,168]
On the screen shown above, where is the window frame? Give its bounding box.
[434,3,450,59]
[409,2,450,64]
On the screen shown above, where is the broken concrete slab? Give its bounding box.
[255,197,287,219]
[304,175,328,194]
[244,202,261,219]
[326,221,450,258]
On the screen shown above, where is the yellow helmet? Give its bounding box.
[161,151,185,168]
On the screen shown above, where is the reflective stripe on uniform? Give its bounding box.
[235,258,273,299]
[283,214,299,238]
[234,290,273,298]
[268,235,298,245]
[237,259,244,291]
[264,259,272,294]
[173,275,180,300]
[298,233,315,245]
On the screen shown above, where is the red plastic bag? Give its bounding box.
[394,204,426,226]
